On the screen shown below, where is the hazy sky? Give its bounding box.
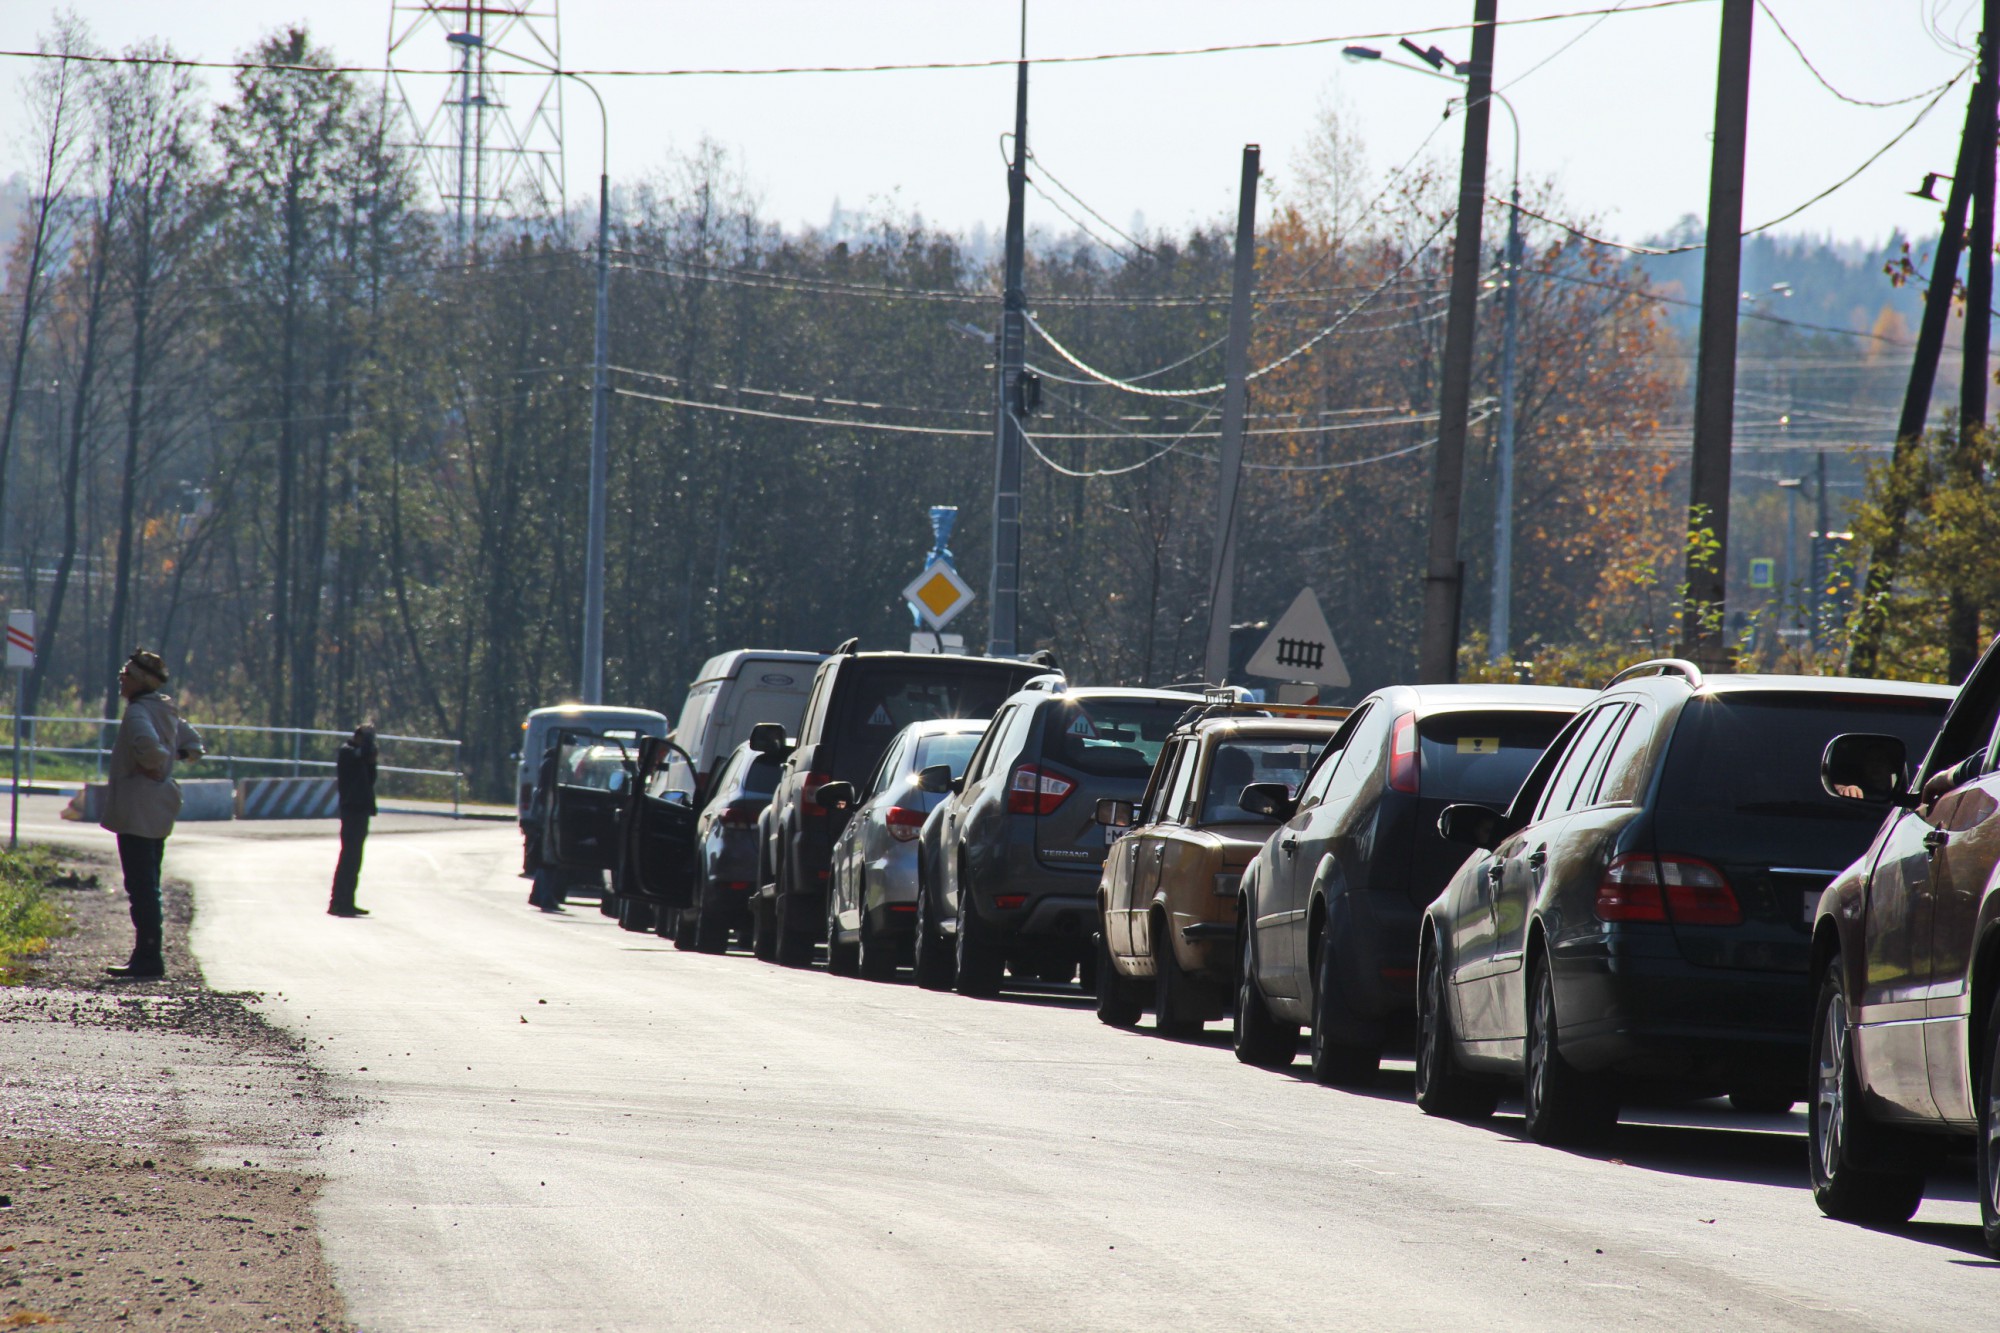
[0,1,1982,248]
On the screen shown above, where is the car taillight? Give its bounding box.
[1594,853,1740,926]
[1388,713,1419,794]
[1657,854,1741,925]
[720,800,762,828]
[801,771,832,817]
[1007,763,1074,816]
[885,805,926,841]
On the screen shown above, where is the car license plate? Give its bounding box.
[1105,824,1121,845]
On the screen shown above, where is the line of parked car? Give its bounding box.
[515,637,2000,1257]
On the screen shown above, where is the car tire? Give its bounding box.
[1152,910,1202,1039]
[616,896,655,934]
[1309,915,1380,1087]
[913,866,954,991]
[670,909,698,951]
[1234,924,1299,1070]
[826,893,860,977]
[1809,960,1925,1224]
[597,881,619,917]
[751,892,779,963]
[1523,952,1619,1146]
[1095,931,1144,1029]
[953,888,1004,998]
[694,900,729,954]
[774,891,815,969]
[1980,989,2000,1257]
[1414,931,1500,1121]
[858,919,897,981]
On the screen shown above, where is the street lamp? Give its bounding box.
[1344,42,1524,663]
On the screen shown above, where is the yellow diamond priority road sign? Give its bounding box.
[903,561,975,631]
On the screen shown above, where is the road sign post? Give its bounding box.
[7,611,35,849]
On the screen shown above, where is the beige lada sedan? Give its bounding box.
[1094,709,1344,1036]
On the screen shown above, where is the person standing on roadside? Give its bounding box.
[329,724,379,918]
[100,649,203,980]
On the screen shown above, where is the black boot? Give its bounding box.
[107,935,165,979]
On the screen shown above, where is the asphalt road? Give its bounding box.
[28,799,1998,1330]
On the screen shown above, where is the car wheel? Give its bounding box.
[751,892,778,963]
[774,891,814,968]
[825,892,860,977]
[597,880,619,916]
[1309,915,1379,1087]
[694,891,729,953]
[1981,989,2000,1257]
[670,909,698,951]
[1414,931,1499,1121]
[857,912,898,981]
[1094,931,1144,1029]
[913,865,955,991]
[1233,924,1299,1070]
[1523,952,1618,1146]
[953,886,1004,998]
[1153,910,1202,1039]
[1809,960,1925,1224]
[616,896,654,933]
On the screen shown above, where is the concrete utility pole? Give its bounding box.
[1679,0,1754,670]
[1416,0,1498,684]
[987,34,1029,660]
[1851,18,1993,677]
[571,76,611,704]
[1490,183,1523,661]
[1202,145,1262,687]
[1949,12,1999,683]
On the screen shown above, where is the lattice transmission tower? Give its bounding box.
[386,1,567,249]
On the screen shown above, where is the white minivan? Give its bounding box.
[516,704,670,820]
[674,650,824,801]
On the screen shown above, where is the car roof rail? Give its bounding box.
[1603,658,1704,690]
[831,636,860,656]
[1020,672,1067,693]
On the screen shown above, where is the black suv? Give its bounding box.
[1235,684,1592,1083]
[757,648,1043,966]
[1417,662,1951,1145]
[912,684,1201,995]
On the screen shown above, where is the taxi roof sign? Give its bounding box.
[903,560,975,630]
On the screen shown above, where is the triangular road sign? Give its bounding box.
[1244,588,1350,688]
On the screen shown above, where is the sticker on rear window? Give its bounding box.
[1069,714,1097,737]
[1457,737,1502,755]
[866,704,894,727]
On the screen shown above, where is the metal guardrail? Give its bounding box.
[0,715,466,816]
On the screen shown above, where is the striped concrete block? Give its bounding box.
[60,779,235,823]
[235,777,339,820]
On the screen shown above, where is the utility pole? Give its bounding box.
[987,23,1029,659]
[1202,145,1262,687]
[1489,184,1523,661]
[1812,449,1829,646]
[1416,0,1498,684]
[1680,0,1754,671]
[1949,11,1998,683]
[1852,18,1994,676]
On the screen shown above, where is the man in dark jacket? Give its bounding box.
[329,724,378,918]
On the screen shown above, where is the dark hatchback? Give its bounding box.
[661,741,781,953]
[1234,684,1593,1083]
[758,649,1044,966]
[914,685,1202,996]
[1416,662,1952,1145]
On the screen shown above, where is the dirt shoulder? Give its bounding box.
[0,847,349,1331]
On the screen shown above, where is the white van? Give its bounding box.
[516,704,669,819]
[674,650,824,799]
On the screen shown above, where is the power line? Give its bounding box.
[1756,0,1965,108]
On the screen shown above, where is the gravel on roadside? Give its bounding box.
[0,846,350,1331]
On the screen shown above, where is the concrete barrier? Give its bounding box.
[235,776,339,820]
[60,778,236,823]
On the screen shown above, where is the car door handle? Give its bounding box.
[1526,848,1547,870]
[1485,861,1505,886]
[1281,836,1299,856]
[1924,827,1950,853]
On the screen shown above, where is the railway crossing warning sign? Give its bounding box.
[5,611,33,670]
[1245,589,1349,689]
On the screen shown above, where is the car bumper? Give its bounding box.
[1329,892,1422,1022]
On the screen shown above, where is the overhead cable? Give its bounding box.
[1756,1,1965,108]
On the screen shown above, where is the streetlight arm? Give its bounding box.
[1356,54,1520,197]
[484,43,607,178]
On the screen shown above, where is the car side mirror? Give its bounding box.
[1822,733,1915,807]
[1239,782,1296,822]
[916,763,954,795]
[815,780,857,811]
[1438,803,1509,850]
[1095,798,1134,828]
[749,722,791,759]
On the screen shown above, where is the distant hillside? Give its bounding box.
[1632,217,1931,339]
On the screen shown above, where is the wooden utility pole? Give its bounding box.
[1202,145,1261,687]
[1852,16,1996,677]
[1950,14,1998,683]
[1416,0,1497,684]
[1680,0,1754,670]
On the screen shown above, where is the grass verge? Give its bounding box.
[0,845,70,981]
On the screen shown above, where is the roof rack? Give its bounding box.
[1021,673,1068,693]
[1603,658,1704,690]
[1172,697,1352,730]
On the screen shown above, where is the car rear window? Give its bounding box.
[1200,738,1322,823]
[915,732,982,777]
[832,664,1034,779]
[1043,697,1189,778]
[1655,693,1948,863]
[739,756,781,799]
[1418,710,1572,805]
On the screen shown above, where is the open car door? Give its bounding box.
[545,732,632,873]
[618,736,700,909]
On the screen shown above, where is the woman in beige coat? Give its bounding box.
[100,649,203,979]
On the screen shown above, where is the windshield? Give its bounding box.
[1043,697,1188,779]
[563,744,630,792]
[1656,693,1948,865]
[1418,710,1572,805]
[1200,738,1322,823]
[915,731,983,778]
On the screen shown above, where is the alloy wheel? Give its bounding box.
[1816,988,1848,1178]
